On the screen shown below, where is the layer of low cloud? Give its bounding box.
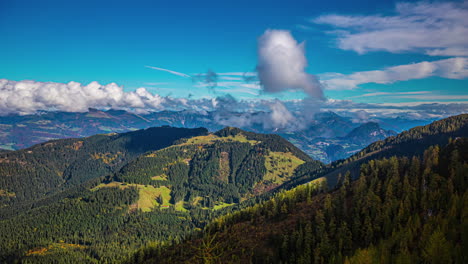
[321,57,468,90]
[313,1,468,56]
[0,79,192,115]
[1,78,467,131]
[256,30,324,99]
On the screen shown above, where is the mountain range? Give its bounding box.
[0,125,321,262]
[0,114,466,263]
[0,109,428,163]
[133,114,468,264]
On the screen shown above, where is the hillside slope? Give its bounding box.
[0,127,323,263]
[323,113,468,186]
[133,119,468,264]
[0,126,208,211]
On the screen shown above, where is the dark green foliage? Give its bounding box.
[136,137,468,263]
[324,113,468,187]
[0,185,199,263]
[0,126,320,263]
[0,127,207,212]
[215,127,313,162]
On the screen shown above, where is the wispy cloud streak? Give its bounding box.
[145,66,191,78]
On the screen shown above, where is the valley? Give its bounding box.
[0,114,466,263]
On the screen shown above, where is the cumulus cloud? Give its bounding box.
[211,96,300,131]
[321,57,468,90]
[313,1,468,56]
[256,29,324,99]
[2,78,466,131]
[267,100,296,129]
[0,79,190,115]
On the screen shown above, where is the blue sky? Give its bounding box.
[1,0,468,111]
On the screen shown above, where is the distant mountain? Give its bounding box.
[132,114,468,264]
[323,113,468,187]
[0,109,436,163]
[0,109,219,151]
[343,122,396,144]
[0,126,322,262]
[280,122,396,164]
[308,111,356,138]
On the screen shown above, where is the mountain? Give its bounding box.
[131,114,468,264]
[0,126,208,211]
[0,109,218,151]
[281,122,396,163]
[343,122,396,145]
[0,109,436,163]
[0,126,322,263]
[323,113,468,186]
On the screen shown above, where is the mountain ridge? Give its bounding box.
[130,114,468,264]
[0,125,323,262]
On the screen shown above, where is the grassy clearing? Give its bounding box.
[213,202,235,210]
[90,152,122,164]
[175,201,188,212]
[91,182,171,212]
[192,196,203,206]
[307,177,326,186]
[0,189,15,197]
[264,152,305,184]
[151,174,168,180]
[25,242,86,256]
[180,133,258,146]
[138,185,171,212]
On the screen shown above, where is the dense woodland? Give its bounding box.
[0,126,319,263]
[0,115,467,263]
[0,126,207,214]
[133,137,468,264]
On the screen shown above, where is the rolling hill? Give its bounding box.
[129,114,468,264]
[0,109,436,163]
[0,126,208,211]
[0,126,322,263]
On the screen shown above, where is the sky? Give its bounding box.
[1,0,468,117]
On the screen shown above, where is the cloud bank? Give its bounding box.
[321,57,468,90]
[0,78,467,131]
[256,30,324,99]
[313,1,468,56]
[0,79,191,115]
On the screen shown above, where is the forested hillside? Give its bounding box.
[133,131,468,264]
[0,126,208,212]
[2,115,466,263]
[323,113,468,186]
[0,126,322,263]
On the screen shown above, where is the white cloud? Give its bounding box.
[313,1,468,56]
[0,79,191,115]
[352,91,431,98]
[217,72,256,76]
[219,76,243,81]
[256,29,324,99]
[321,57,468,90]
[393,95,468,100]
[145,65,191,78]
[268,100,296,129]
